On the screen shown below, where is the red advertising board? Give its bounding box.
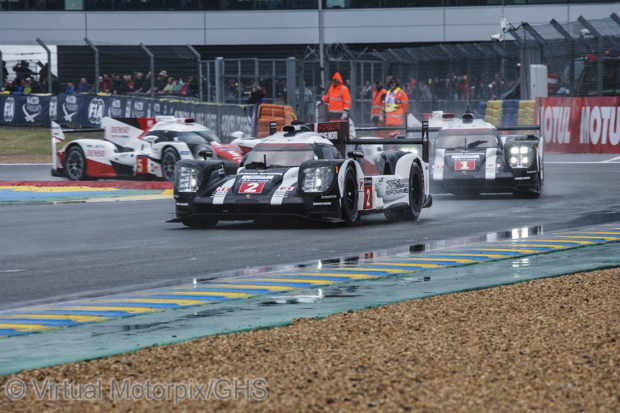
[536,97,620,153]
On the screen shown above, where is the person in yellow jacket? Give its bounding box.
[322,72,351,122]
[382,78,409,137]
[371,78,387,138]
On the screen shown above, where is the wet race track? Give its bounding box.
[1,153,620,310]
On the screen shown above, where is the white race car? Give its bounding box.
[51,116,243,181]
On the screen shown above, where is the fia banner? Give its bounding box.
[536,97,620,154]
[0,93,257,142]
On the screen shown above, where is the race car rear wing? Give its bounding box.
[316,121,433,163]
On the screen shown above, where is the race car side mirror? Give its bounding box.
[347,150,364,159]
[496,149,503,156]
[198,149,214,160]
[144,135,157,145]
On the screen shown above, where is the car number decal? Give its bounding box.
[364,184,373,210]
[455,160,475,170]
[136,155,149,175]
[239,182,265,194]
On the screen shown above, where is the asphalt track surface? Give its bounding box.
[1,153,620,310]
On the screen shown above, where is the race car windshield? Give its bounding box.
[174,130,221,144]
[435,130,498,149]
[245,144,315,167]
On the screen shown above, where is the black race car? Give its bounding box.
[430,114,543,197]
[167,121,433,228]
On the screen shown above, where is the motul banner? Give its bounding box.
[0,93,256,141]
[536,97,620,153]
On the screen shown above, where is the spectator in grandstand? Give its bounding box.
[23,77,32,93]
[76,77,89,93]
[160,76,175,95]
[476,81,490,99]
[38,63,52,83]
[116,74,133,94]
[295,82,314,122]
[133,72,145,94]
[416,80,432,101]
[247,81,265,104]
[180,76,195,97]
[362,80,372,100]
[153,71,168,94]
[454,75,467,100]
[172,77,184,95]
[101,74,113,93]
[64,81,75,94]
[13,61,34,81]
[278,78,288,104]
[7,77,25,93]
[110,73,123,94]
[29,77,43,93]
[493,73,504,98]
[226,78,238,99]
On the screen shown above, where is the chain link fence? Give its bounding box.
[5,13,618,128]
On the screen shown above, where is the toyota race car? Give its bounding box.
[430,112,543,197]
[51,117,243,181]
[167,120,433,228]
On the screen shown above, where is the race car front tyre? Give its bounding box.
[162,148,180,182]
[65,146,87,181]
[182,217,218,229]
[341,167,360,226]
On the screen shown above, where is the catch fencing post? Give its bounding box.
[36,38,52,94]
[286,57,297,112]
[215,57,224,103]
[84,38,99,93]
[140,43,155,98]
[187,45,203,101]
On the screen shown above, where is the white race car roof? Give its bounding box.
[258,131,334,147]
[150,118,211,132]
[440,118,496,131]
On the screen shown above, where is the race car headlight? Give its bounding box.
[301,166,335,193]
[176,166,201,192]
[508,146,533,168]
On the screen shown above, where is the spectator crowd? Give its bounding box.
[2,62,198,99]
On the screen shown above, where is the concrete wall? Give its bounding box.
[0,3,618,46]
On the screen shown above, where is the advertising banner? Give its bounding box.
[536,97,620,154]
[0,94,257,142]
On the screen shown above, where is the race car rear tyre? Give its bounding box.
[182,217,218,229]
[341,167,360,226]
[403,162,423,220]
[162,148,180,182]
[384,162,423,221]
[65,146,87,181]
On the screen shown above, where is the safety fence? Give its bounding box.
[0,93,256,141]
[2,13,618,130]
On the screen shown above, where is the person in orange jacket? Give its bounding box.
[322,72,351,122]
[371,78,387,138]
[382,78,409,137]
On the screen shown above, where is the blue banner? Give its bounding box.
[0,93,257,141]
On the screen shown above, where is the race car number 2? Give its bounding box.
[239,182,265,194]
